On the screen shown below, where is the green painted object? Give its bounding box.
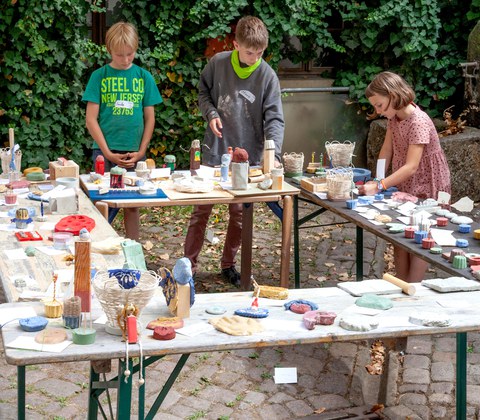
[355,293,393,310]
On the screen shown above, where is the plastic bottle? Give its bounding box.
[190,140,201,171]
[95,155,105,175]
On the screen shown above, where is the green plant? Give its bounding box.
[0,0,101,169]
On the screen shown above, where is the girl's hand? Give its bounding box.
[358,181,378,196]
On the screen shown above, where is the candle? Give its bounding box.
[311,151,315,163]
[40,200,44,217]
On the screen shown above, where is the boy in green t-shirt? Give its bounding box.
[83,22,163,240]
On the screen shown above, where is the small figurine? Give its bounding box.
[12,207,32,229]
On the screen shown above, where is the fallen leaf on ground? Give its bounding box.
[314,407,326,414]
[324,262,335,268]
[158,253,169,260]
[143,241,154,251]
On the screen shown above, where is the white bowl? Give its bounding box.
[55,177,78,188]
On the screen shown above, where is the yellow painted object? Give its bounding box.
[44,300,63,318]
[23,167,43,176]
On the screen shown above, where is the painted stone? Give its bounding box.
[355,293,393,310]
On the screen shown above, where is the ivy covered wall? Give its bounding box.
[1,0,479,170]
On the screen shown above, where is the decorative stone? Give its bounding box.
[339,316,379,331]
[414,230,428,244]
[72,328,96,345]
[146,316,184,330]
[205,306,227,315]
[451,215,473,224]
[436,217,448,227]
[449,248,465,262]
[455,239,469,248]
[24,246,36,256]
[452,255,468,269]
[404,227,416,239]
[153,326,176,340]
[355,293,393,310]
[234,308,269,318]
[34,328,68,344]
[303,310,337,330]
[409,311,451,327]
[284,299,319,312]
[422,277,480,292]
[422,238,436,249]
[19,316,48,332]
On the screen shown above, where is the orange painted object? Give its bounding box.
[55,215,95,235]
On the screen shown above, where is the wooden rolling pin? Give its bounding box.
[382,273,416,296]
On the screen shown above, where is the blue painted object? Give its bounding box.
[458,224,471,234]
[414,230,428,244]
[108,268,141,289]
[374,193,384,201]
[19,316,48,332]
[234,308,269,318]
[456,239,469,248]
[284,299,319,311]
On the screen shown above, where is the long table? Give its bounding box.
[80,175,300,290]
[1,286,476,419]
[293,189,479,287]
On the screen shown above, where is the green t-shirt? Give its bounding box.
[82,64,163,151]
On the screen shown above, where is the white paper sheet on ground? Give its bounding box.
[451,196,474,213]
[376,159,386,179]
[0,223,35,232]
[176,322,215,337]
[274,367,298,384]
[0,306,36,325]
[37,222,56,231]
[4,248,28,260]
[6,336,72,353]
[429,228,456,246]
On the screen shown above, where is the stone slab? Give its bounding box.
[337,279,401,296]
[421,277,480,292]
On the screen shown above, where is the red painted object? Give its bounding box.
[127,315,138,344]
[422,238,435,249]
[55,215,95,235]
[95,155,105,175]
[436,217,448,227]
[404,227,416,239]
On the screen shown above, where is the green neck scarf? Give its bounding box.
[231,50,261,79]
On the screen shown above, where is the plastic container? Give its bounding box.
[53,231,73,250]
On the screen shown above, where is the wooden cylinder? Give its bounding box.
[382,273,416,296]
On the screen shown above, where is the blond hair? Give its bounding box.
[105,22,139,53]
[235,16,268,50]
[365,71,415,111]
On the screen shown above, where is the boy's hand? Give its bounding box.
[209,117,223,138]
[109,152,135,169]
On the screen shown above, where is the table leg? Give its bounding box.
[18,366,25,420]
[280,195,293,288]
[293,196,300,288]
[356,226,364,280]
[117,359,133,420]
[456,332,467,420]
[240,203,254,290]
[95,201,109,221]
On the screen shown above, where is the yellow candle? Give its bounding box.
[311,152,315,163]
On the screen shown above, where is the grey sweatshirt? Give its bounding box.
[198,51,285,166]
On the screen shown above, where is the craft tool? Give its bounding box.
[382,273,416,296]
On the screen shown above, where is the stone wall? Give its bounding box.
[366,119,480,202]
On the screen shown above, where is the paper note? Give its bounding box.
[376,159,386,179]
[6,336,72,353]
[429,228,456,246]
[274,367,298,384]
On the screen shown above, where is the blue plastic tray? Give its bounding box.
[88,189,167,200]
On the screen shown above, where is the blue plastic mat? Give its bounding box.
[88,189,167,200]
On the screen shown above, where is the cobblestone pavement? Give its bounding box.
[1,203,479,419]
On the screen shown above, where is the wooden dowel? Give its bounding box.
[382,273,416,296]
